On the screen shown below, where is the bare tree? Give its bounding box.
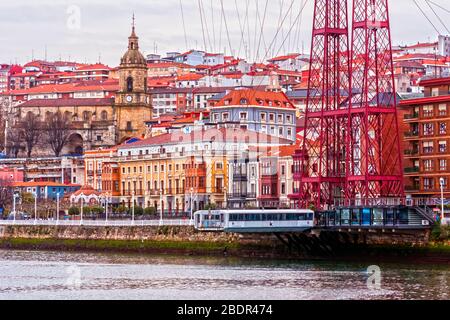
[19,112,42,158]
[6,128,23,158]
[45,111,72,157]
[0,178,12,216]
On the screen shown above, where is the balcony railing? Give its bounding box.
[403,149,419,156]
[404,131,419,138]
[228,192,257,199]
[404,113,419,120]
[404,167,420,173]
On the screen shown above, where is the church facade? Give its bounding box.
[10,19,152,157]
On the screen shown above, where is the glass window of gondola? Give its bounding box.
[341,209,350,225]
[362,208,371,226]
[373,208,384,226]
[386,208,394,225]
[351,209,360,226]
[398,208,409,225]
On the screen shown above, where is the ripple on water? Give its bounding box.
[0,250,448,300]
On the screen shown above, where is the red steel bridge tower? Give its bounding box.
[346,0,404,202]
[293,0,351,209]
[291,0,404,210]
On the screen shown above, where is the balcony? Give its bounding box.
[404,131,419,138]
[232,173,248,181]
[403,149,419,157]
[404,112,419,120]
[405,185,420,192]
[228,192,257,199]
[404,167,420,174]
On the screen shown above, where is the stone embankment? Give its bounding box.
[0,225,448,261]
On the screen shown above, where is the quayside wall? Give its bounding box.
[0,225,441,259]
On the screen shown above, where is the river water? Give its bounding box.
[0,250,448,300]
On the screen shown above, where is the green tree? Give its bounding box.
[133,206,144,216]
[116,205,129,214]
[68,207,80,216]
[144,207,157,216]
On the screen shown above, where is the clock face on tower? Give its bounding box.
[126,95,133,103]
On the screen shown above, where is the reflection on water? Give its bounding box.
[0,250,448,300]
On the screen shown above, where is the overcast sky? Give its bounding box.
[0,0,448,66]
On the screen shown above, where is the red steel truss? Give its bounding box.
[291,0,404,209]
[346,0,404,201]
[293,0,351,209]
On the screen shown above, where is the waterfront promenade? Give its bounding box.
[0,219,194,227]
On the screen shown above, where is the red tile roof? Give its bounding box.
[215,89,295,109]
[119,127,293,150]
[268,54,301,62]
[75,63,111,71]
[12,181,80,188]
[177,73,204,81]
[7,81,119,95]
[18,98,114,108]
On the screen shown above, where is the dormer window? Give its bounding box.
[240,98,248,105]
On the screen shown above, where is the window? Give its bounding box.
[216,162,223,170]
[281,183,286,195]
[279,127,284,136]
[287,128,292,137]
[213,113,219,122]
[240,98,248,105]
[423,123,434,135]
[439,104,447,116]
[278,114,283,123]
[423,178,434,190]
[269,113,275,122]
[440,122,447,135]
[423,141,434,154]
[260,113,267,122]
[127,77,133,92]
[222,112,229,121]
[440,159,447,171]
[439,140,447,153]
[286,115,292,124]
[261,125,267,133]
[101,110,108,121]
[423,105,433,117]
[239,112,248,120]
[423,159,433,172]
[431,88,439,97]
[126,121,132,131]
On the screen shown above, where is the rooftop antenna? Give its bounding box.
[44,45,47,61]
[31,49,34,61]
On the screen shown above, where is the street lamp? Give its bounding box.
[440,177,445,224]
[190,187,194,222]
[105,193,110,223]
[80,197,84,225]
[34,192,38,224]
[159,188,163,222]
[12,192,20,222]
[131,191,135,224]
[56,192,60,224]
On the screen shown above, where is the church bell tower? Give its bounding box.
[115,15,152,142]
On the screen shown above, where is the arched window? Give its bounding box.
[127,77,133,92]
[82,111,90,121]
[101,110,108,121]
